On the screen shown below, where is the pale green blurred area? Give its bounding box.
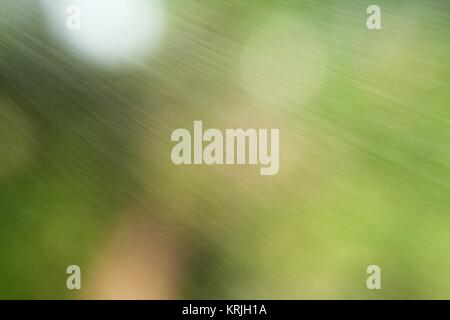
[0,0,450,299]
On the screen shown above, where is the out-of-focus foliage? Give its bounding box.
[0,0,449,299]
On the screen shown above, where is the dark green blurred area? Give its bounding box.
[0,0,449,299]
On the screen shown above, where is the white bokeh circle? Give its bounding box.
[41,0,166,68]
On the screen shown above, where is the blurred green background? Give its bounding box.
[0,0,449,299]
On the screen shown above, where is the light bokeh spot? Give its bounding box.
[241,13,328,111]
[41,0,166,68]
